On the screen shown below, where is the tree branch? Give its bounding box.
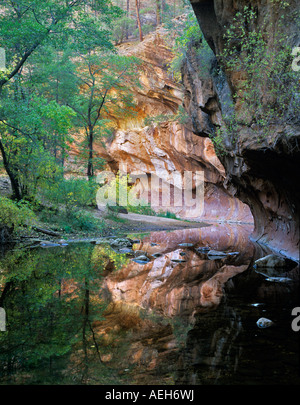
[0,0,85,88]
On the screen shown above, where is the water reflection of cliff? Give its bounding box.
[103,223,255,319]
[1,224,298,385]
[99,223,299,385]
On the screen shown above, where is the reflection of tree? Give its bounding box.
[0,243,125,384]
[175,305,243,385]
[91,244,130,275]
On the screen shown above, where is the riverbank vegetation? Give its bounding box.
[0,0,196,241]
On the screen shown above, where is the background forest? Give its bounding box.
[0,0,198,239]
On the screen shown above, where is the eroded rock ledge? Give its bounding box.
[91,26,252,224]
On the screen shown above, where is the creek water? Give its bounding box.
[0,223,299,385]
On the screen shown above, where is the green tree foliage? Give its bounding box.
[168,11,214,82]
[0,90,75,199]
[220,4,299,139]
[0,0,122,200]
[0,242,131,383]
[62,52,141,178]
[110,0,188,45]
[0,196,35,242]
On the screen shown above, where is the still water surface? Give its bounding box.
[0,223,299,385]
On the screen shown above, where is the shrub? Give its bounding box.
[220,5,299,132]
[0,197,35,242]
[41,177,98,209]
[157,210,178,219]
[39,207,104,234]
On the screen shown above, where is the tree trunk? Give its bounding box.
[156,0,161,26]
[161,0,166,24]
[135,0,143,42]
[0,139,22,200]
[81,279,90,384]
[87,126,94,178]
[126,0,130,40]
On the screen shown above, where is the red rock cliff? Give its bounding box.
[187,0,300,260]
[94,26,252,223]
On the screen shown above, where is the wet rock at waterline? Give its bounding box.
[109,238,133,248]
[132,254,150,264]
[171,259,187,263]
[207,250,227,257]
[206,250,239,260]
[196,247,210,253]
[135,255,149,262]
[40,241,64,248]
[118,248,134,254]
[265,277,292,283]
[255,267,294,283]
[95,237,135,250]
[207,250,228,260]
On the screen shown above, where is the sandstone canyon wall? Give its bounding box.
[89,26,252,224]
[187,0,300,260]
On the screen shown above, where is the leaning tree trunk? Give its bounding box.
[126,0,130,40]
[156,0,161,26]
[87,127,94,179]
[135,0,143,42]
[0,139,22,200]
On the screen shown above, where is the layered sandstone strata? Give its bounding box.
[103,224,256,320]
[86,26,252,223]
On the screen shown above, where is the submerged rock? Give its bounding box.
[196,246,210,253]
[207,250,227,256]
[132,255,150,265]
[152,253,162,258]
[58,240,68,246]
[135,255,149,262]
[129,239,141,244]
[40,241,61,248]
[118,248,133,254]
[109,238,133,248]
[207,250,227,257]
[134,250,147,257]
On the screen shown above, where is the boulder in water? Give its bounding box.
[255,254,295,269]
[207,250,227,257]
